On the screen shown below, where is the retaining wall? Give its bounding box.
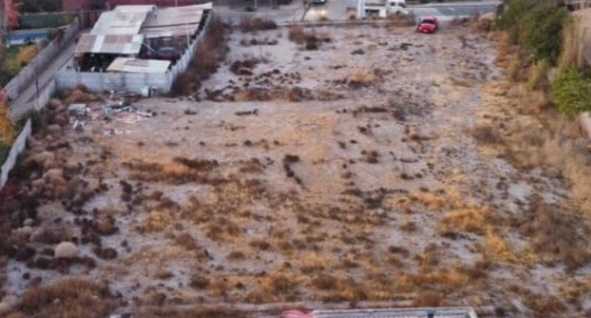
[3,20,80,102]
[0,119,32,189]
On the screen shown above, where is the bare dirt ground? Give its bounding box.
[1,24,591,317]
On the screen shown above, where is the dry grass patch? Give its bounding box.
[137,308,248,318]
[15,278,115,318]
[239,17,278,32]
[520,201,591,271]
[288,26,331,50]
[439,207,490,236]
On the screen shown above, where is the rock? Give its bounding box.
[31,225,70,244]
[54,242,79,259]
[95,215,117,235]
[44,168,65,184]
[479,12,495,21]
[11,226,34,243]
[33,257,56,270]
[47,98,65,111]
[0,295,18,315]
[94,247,118,260]
[25,151,55,169]
[47,124,62,134]
[15,246,36,262]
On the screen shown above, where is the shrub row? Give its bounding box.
[497,0,569,65]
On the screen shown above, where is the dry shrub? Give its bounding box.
[247,272,299,303]
[321,278,368,302]
[239,17,277,32]
[288,26,331,50]
[470,125,502,145]
[520,200,591,271]
[523,293,566,316]
[495,32,514,68]
[484,229,517,262]
[173,16,228,95]
[508,55,525,82]
[439,207,489,236]
[0,99,14,145]
[16,45,39,66]
[63,85,100,104]
[412,291,444,307]
[137,308,247,318]
[288,26,307,44]
[300,252,331,274]
[527,59,550,90]
[16,278,115,318]
[398,268,470,293]
[348,69,378,88]
[311,274,338,290]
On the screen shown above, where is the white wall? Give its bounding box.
[0,119,32,189]
[3,20,81,102]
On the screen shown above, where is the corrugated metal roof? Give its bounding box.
[75,34,144,56]
[107,57,171,73]
[140,3,211,38]
[91,6,155,35]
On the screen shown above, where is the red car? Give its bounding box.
[417,16,439,34]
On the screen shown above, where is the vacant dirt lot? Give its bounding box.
[1,24,590,317]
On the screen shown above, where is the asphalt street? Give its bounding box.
[216,0,501,23]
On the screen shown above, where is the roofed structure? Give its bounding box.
[90,5,155,35]
[75,34,145,56]
[140,3,212,38]
[107,57,171,73]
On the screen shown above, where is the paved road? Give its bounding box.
[216,0,499,24]
[305,0,500,21]
[412,1,500,21]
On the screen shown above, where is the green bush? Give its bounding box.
[496,0,536,42]
[551,67,591,116]
[522,5,569,64]
[497,0,569,64]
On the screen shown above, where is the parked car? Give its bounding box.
[416,16,439,33]
[311,0,327,5]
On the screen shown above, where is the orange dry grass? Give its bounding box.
[16,278,114,318]
[0,101,14,144]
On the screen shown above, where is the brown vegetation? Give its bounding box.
[173,16,229,95]
[239,17,278,32]
[14,279,115,318]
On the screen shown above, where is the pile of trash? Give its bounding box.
[68,92,155,132]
